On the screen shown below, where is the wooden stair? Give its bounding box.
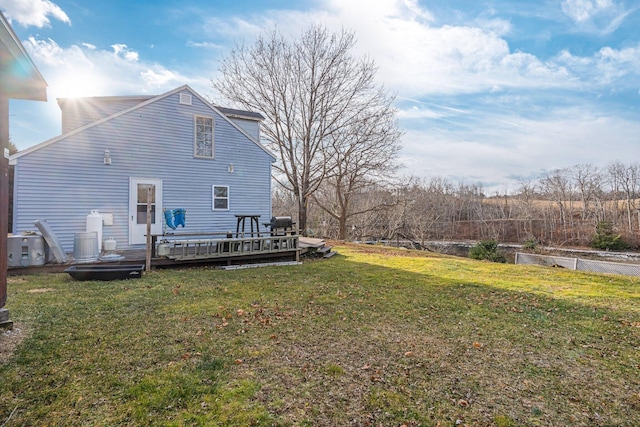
[317,245,337,258]
[299,237,337,259]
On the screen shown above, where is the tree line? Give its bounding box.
[274,161,640,249]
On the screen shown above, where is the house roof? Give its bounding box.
[56,96,266,122]
[0,11,47,101]
[57,95,154,109]
[215,106,265,121]
[11,84,276,162]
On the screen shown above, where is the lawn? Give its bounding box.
[1,243,639,426]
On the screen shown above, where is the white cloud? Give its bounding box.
[323,2,575,96]
[474,17,512,37]
[556,43,640,85]
[200,0,575,97]
[561,0,614,22]
[560,0,631,34]
[398,105,640,192]
[0,0,70,27]
[24,36,67,66]
[141,69,180,86]
[22,36,207,100]
[398,106,452,120]
[111,44,139,62]
[187,40,223,49]
[82,42,96,50]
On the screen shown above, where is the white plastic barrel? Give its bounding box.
[86,210,103,252]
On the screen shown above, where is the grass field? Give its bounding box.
[1,243,639,426]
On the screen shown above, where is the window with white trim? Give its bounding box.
[212,185,229,210]
[195,115,214,158]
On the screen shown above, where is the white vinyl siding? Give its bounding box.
[194,115,214,158]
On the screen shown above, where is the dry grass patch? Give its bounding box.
[0,325,28,365]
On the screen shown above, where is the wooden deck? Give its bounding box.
[6,234,340,276]
[8,233,301,275]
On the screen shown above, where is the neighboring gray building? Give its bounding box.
[10,85,274,253]
[1,10,47,320]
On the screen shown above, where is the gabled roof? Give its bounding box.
[55,95,266,123]
[0,11,47,101]
[11,85,275,162]
[57,94,154,109]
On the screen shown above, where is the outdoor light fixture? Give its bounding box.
[104,148,111,165]
[228,163,234,173]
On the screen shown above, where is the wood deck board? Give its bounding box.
[298,237,326,248]
[8,247,299,276]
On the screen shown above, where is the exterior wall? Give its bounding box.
[13,89,273,253]
[59,97,152,133]
[227,117,261,141]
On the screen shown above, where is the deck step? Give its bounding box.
[317,245,332,254]
[323,251,337,259]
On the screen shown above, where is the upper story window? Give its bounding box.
[194,115,214,158]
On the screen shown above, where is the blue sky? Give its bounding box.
[2,0,639,193]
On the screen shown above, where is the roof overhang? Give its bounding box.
[0,12,47,101]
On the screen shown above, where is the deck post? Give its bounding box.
[0,93,12,328]
[145,186,152,272]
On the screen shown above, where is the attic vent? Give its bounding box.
[179,93,192,105]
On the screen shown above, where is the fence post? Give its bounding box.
[573,257,578,271]
[515,252,519,265]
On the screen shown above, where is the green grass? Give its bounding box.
[1,243,639,426]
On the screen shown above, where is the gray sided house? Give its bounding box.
[10,85,275,253]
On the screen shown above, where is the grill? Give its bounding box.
[270,216,293,229]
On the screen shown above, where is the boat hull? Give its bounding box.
[65,264,144,281]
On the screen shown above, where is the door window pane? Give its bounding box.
[137,184,156,203]
[137,205,156,224]
[137,184,156,224]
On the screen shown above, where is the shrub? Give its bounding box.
[469,239,506,263]
[522,238,537,251]
[591,220,628,251]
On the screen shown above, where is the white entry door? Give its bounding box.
[129,177,163,245]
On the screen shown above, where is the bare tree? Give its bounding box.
[539,168,575,243]
[513,179,539,240]
[403,177,452,244]
[607,161,640,234]
[213,25,393,234]
[312,93,402,239]
[570,164,601,221]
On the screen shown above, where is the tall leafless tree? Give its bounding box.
[539,168,574,243]
[312,94,402,239]
[607,161,640,234]
[213,25,397,234]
